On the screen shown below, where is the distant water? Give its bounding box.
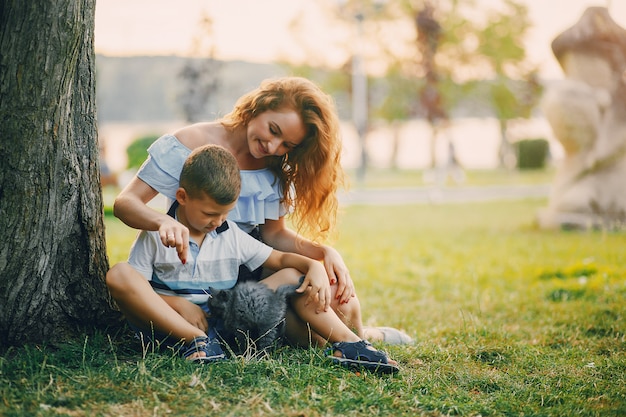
[340,117,561,170]
[99,117,562,174]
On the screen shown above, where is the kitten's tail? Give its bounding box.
[276,275,305,299]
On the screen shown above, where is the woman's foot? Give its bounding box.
[363,326,414,345]
[327,340,399,374]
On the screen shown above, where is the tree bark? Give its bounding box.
[0,0,119,347]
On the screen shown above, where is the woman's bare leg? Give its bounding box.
[261,268,367,343]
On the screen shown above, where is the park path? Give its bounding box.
[338,184,551,206]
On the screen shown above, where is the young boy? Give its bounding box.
[106,144,398,373]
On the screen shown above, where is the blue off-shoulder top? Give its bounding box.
[136,134,287,233]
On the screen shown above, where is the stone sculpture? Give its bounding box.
[538,7,626,230]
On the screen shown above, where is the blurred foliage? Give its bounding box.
[514,138,549,170]
[126,134,159,170]
[286,0,543,170]
[370,62,422,122]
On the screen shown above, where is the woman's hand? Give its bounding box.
[321,245,355,304]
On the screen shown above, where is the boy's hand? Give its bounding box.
[159,219,190,264]
[170,298,208,332]
[296,263,331,313]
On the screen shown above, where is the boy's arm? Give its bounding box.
[263,250,331,313]
[260,217,356,305]
[127,230,159,279]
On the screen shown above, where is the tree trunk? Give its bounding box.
[0,0,119,347]
[497,118,515,169]
[389,121,401,170]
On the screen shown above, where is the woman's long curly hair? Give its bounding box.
[220,77,345,243]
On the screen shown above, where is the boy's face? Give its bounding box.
[176,189,236,236]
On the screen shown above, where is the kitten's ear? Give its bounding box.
[208,288,226,302]
[214,288,230,301]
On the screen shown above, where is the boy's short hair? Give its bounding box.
[179,144,241,204]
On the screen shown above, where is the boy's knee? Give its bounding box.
[105,263,130,292]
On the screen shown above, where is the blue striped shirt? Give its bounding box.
[128,215,272,305]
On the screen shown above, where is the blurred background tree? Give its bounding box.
[177,12,222,123]
[105,0,542,178]
[285,0,541,174]
[470,0,543,168]
[370,62,422,170]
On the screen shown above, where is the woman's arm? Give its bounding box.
[260,217,355,304]
[114,176,189,263]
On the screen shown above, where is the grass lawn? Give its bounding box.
[1,172,625,416]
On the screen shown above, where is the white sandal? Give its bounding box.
[364,326,414,345]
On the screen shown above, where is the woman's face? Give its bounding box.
[247,108,306,159]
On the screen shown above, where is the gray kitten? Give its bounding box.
[207,278,303,356]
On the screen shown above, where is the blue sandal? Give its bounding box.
[326,340,399,374]
[182,336,226,363]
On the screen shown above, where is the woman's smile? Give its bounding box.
[256,139,271,156]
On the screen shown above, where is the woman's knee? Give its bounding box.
[332,293,362,330]
[261,267,303,289]
[328,285,360,309]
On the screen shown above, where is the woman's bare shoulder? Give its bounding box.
[173,122,225,149]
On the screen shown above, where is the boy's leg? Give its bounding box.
[331,295,364,338]
[106,263,206,346]
[259,268,324,346]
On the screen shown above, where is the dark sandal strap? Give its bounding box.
[331,340,390,363]
[327,340,399,374]
[182,336,225,363]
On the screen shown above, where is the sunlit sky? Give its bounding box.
[94,0,626,79]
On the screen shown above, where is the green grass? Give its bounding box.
[2,175,625,416]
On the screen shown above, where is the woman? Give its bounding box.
[111,76,411,346]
